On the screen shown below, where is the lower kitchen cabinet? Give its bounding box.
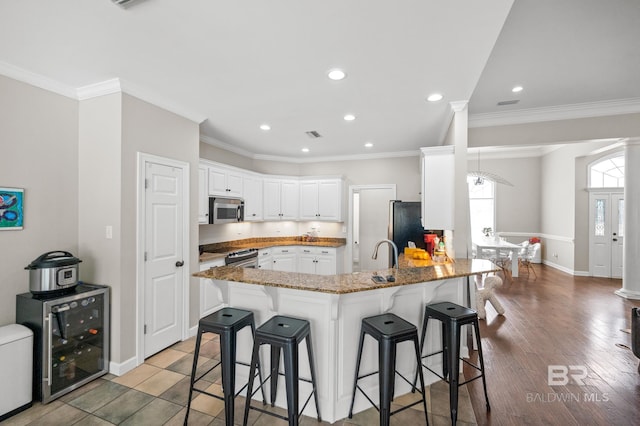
[258,248,273,270]
[298,247,337,275]
[272,246,297,272]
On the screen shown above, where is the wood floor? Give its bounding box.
[464,265,640,426]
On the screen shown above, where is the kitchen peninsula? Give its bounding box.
[194,257,498,423]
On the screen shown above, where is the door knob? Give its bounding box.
[176,260,184,267]
[613,239,618,242]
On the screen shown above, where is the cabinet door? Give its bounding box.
[273,247,297,272]
[199,259,224,317]
[280,180,299,220]
[315,255,336,275]
[317,180,342,221]
[226,171,243,198]
[198,165,209,224]
[208,167,227,196]
[263,179,282,220]
[298,248,317,274]
[299,181,319,220]
[243,175,263,221]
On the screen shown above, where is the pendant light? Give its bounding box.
[468,151,513,186]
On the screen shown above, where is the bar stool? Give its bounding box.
[185,307,265,426]
[243,315,321,426]
[413,301,490,425]
[348,313,429,426]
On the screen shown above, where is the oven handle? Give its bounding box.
[45,312,53,387]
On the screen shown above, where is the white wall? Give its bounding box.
[0,75,79,326]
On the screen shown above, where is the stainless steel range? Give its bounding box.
[224,249,258,268]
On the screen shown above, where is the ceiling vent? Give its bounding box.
[305,131,322,139]
[112,0,139,7]
[497,100,519,106]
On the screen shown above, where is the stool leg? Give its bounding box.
[305,333,322,421]
[379,338,396,426]
[348,329,366,418]
[184,328,204,424]
[243,339,261,426]
[448,324,461,425]
[220,330,236,426]
[283,343,299,426]
[250,321,267,405]
[442,321,449,381]
[270,346,281,406]
[412,334,430,426]
[473,320,491,411]
[413,315,430,391]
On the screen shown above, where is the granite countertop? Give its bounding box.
[199,236,346,263]
[193,257,499,294]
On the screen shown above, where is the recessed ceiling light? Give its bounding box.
[259,124,271,131]
[327,69,346,81]
[427,93,443,102]
[302,148,310,153]
[512,85,523,93]
[364,142,373,148]
[344,114,356,121]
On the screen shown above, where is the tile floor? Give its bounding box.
[4,333,476,425]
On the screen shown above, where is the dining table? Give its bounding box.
[473,235,522,277]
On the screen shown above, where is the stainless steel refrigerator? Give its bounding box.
[388,200,441,267]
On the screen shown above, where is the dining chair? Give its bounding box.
[518,243,540,279]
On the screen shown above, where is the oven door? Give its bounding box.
[209,198,244,224]
[226,256,258,268]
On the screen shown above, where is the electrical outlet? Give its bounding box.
[553,253,558,258]
[105,225,113,239]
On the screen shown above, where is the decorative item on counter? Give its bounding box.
[529,236,540,244]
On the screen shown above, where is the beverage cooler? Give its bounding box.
[16,283,109,403]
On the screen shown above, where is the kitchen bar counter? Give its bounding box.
[194,256,497,422]
[199,236,346,262]
[193,257,496,294]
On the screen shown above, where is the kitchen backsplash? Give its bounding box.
[199,221,346,245]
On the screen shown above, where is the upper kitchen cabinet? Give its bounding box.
[299,178,344,221]
[198,164,210,224]
[243,173,263,222]
[208,165,243,198]
[421,146,454,230]
[264,178,299,220]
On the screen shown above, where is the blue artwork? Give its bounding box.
[0,187,24,230]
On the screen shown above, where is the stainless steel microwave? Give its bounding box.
[209,197,244,224]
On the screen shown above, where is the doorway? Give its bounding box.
[589,191,624,278]
[348,185,396,272]
[137,153,190,362]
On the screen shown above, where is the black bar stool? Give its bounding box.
[348,313,429,426]
[185,307,265,426]
[413,301,490,425]
[243,315,321,426]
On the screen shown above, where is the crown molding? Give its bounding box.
[76,78,122,100]
[0,60,77,99]
[253,149,420,164]
[469,98,640,128]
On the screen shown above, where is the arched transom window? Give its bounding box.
[589,154,624,188]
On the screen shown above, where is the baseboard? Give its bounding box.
[189,325,198,337]
[109,356,139,377]
[542,260,575,276]
[573,270,590,277]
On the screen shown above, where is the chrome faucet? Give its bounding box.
[372,239,399,269]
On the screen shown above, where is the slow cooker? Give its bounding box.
[25,251,82,294]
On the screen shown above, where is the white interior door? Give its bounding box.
[351,185,396,272]
[144,161,185,357]
[589,192,623,278]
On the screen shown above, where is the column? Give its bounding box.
[616,137,640,299]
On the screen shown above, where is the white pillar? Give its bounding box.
[616,137,640,299]
[450,100,471,259]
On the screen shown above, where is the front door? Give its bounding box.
[144,161,185,357]
[589,192,624,278]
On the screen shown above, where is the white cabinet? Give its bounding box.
[299,179,343,221]
[199,258,225,317]
[297,247,337,275]
[264,179,299,220]
[243,174,263,221]
[272,246,297,272]
[421,146,454,230]
[198,164,210,224]
[257,248,273,270]
[209,165,243,198]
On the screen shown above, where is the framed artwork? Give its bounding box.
[0,187,24,230]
